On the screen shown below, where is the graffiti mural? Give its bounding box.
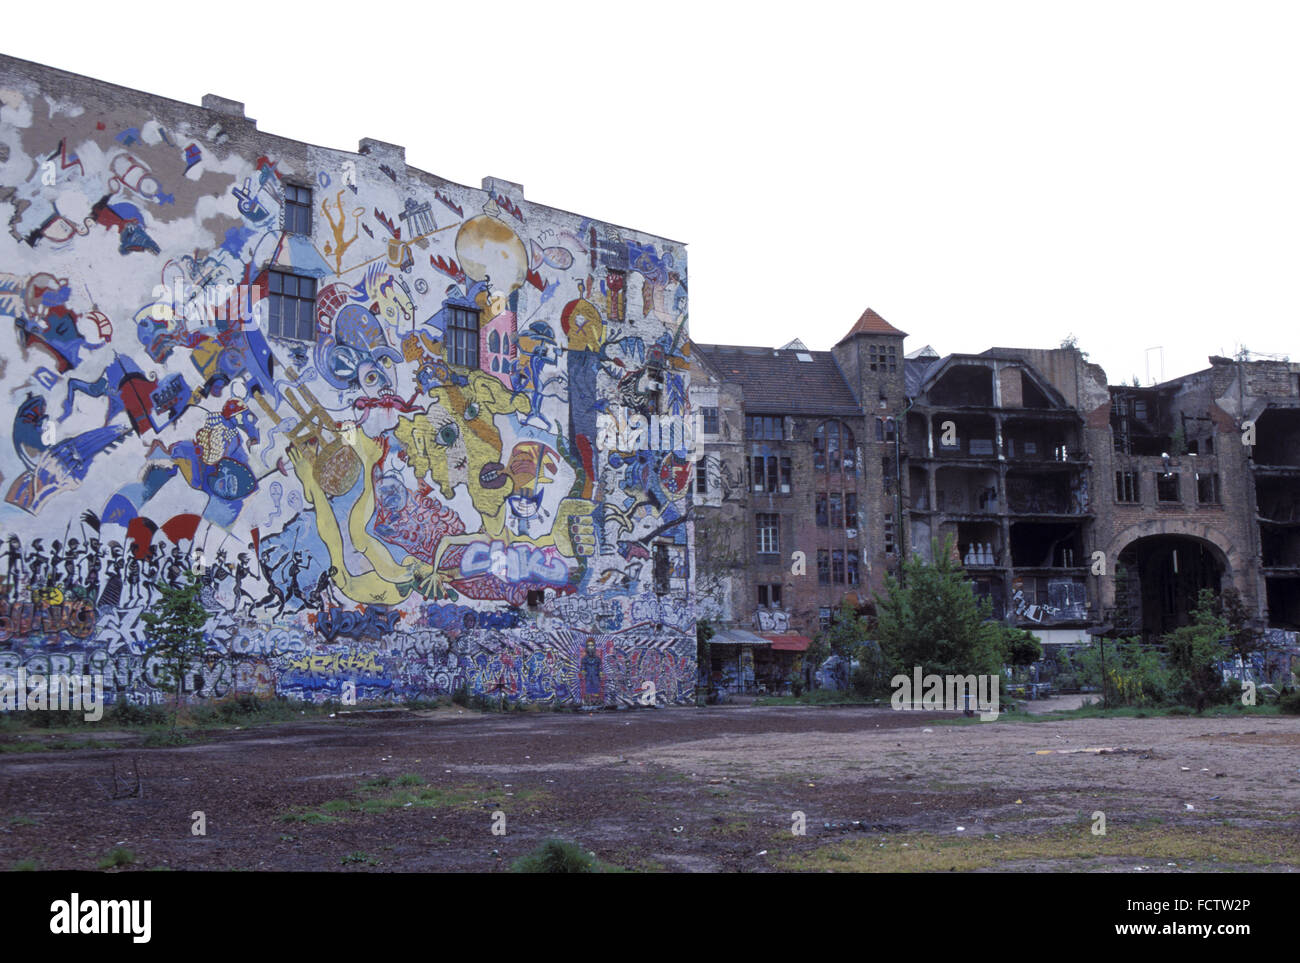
[0,59,695,707]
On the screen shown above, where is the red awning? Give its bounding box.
[763,634,811,652]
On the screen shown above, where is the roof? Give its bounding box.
[837,307,908,344]
[711,628,769,645]
[762,634,812,652]
[693,344,862,416]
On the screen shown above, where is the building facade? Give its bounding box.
[692,309,1300,685]
[0,55,695,707]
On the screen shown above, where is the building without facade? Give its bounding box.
[692,310,1300,692]
[0,55,696,707]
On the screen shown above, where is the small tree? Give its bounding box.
[874,536,1005,679]
[1163,589,1232,712]
[696,619,714,700]
[140,569,210,728]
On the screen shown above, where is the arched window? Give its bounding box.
[813,421,855,473]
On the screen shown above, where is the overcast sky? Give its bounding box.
[6,1,1298,383]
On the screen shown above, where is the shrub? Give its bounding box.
[1074,638,1169,707]
[511,839,611,873]
[1280,688,1300,716]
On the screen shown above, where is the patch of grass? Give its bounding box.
[280,779,512,824]
[712,819,752,836]
[997,702,1283,724]
[510,839,624,873]
[278,810,342,824]
[754,691,882,707]
[8,815,37,826]
[140,728,195,747]
[340,851,380,866]
[98,846,136,870]
[0,738,122,753]
[776,823,1300,872]
[10,859,38,871]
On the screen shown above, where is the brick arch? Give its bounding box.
[1098,521,1242,609]
[1103,520,1238,577]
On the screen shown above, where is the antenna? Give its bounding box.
[1145,346,1164,385]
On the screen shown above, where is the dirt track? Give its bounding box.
[3,705,1298,872]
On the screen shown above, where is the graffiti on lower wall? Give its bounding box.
[0,70,694,706]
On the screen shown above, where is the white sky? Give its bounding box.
[6,0,1299,383]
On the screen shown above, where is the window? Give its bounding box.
[751,455,791,494]
[882,454,894,493]
[868,343,898,373]
[1156,472,1180,502]
[884,514,896,555]
[526,589,545,609]
[283,184,312,234]
[817,549,830,584]
[755,514,780,555]
[695,460,708,495]
[267,270,317,341]
[1115,470,1141,503]
[1196,472,1221,504]
[831,549,845,584]
[815,493,828,527]
[701,407,719,436]
[819,607,833,633]
[653,543,669,595]
[746,415,784,440]
[757,584,782,608]
[447,306,480,368]
[814,421,855,473]
[847,552,859,585]
[845,493,857,527]
[829,493,843,528]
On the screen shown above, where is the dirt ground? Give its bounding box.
[3,705,1299,872]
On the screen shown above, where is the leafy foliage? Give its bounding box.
[1163,589,1234,712]
[510,839,618,873]
[139,570,210,723]
[1074,638,1169,706]
[873,536,1008,678]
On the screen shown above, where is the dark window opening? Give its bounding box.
[284,183,312,234]
[1157,472,1180,502]
[447,306,480,369]
[1195,472,1221,504]
[1115,470,1141,503]
[267,270,317,341]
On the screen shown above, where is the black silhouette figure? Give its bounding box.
[250,549,287,616]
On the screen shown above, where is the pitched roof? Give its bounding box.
[837,307,908,343]
[693,343,862,416]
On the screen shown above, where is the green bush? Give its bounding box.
[109,702,172,727]
[1280,688,1300,716]
[1074,638,1170,706]
[511,839,610,873]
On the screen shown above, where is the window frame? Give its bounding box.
[447,306,481,369]
[266,269,318,342]
[755,513,780,556]
[283,183,313,235]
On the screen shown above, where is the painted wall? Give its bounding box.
[0,57,695,707]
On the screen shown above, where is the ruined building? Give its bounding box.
[690,311,1299,690]
[0,55,695,707]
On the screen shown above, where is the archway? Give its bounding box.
[1116,535,1225,640]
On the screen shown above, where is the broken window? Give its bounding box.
[1196,472,1221,504]
[1115,470,1141,503]
[1159,471,1180,503]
